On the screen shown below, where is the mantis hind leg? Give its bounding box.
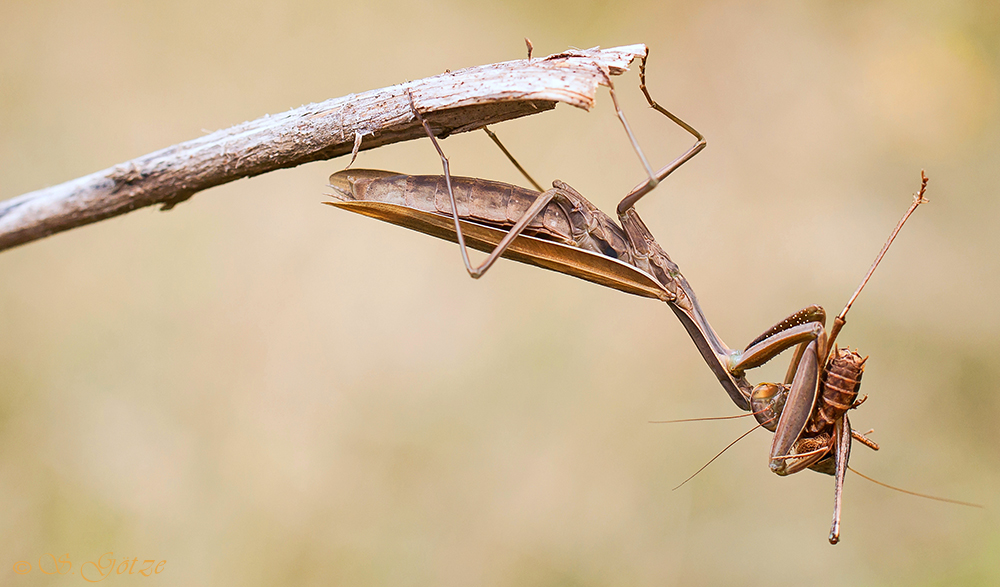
[408,91,567,279]
[614,51,707,216]
[482,127,543,192]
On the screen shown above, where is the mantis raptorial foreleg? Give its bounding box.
[730,306,829,473]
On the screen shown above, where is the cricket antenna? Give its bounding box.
[849,467,983,509]
[651,409,777,490]
[826,171,930,354]
[672,424,764,490]
[649,405,777,424]
[649,412,755,424]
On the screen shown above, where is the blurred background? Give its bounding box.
[2,0,998,585]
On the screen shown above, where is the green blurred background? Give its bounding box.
[2,1,998,585]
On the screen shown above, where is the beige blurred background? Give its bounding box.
[2,1,998,585]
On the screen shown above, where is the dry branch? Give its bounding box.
[0,44,647,253]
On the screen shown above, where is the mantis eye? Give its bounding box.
[750,383,788,432]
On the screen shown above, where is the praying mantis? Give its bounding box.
[325,50,929,543]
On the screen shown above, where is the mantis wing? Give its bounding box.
[326,199,669,301]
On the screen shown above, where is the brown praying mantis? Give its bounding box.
[324,51,930,543]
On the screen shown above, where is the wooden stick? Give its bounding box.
[0,44,647,252]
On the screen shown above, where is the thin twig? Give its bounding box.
[0,44,647,253]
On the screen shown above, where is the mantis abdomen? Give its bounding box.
[329,169,633,261]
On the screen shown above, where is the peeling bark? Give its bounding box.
[0,44,647,252]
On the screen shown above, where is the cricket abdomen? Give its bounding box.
[807,347,866,435]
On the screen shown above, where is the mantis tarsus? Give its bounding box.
[325,50,930,543]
